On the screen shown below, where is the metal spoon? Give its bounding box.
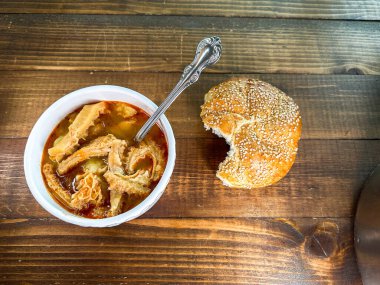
[134,36,222,143]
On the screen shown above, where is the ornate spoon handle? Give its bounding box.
[134,36,222,143]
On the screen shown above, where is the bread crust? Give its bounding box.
[200,78,302,188]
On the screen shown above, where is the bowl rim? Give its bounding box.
[24,85,176,227]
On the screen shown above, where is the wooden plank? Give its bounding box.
[1,71,379,140]
[1,138,379,219]
[0,0,379,20]
[0,15,379,74]
[0,217,360,284]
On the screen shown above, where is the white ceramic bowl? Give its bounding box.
[24,85,176,227]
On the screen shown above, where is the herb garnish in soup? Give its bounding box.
[41,101,168,219]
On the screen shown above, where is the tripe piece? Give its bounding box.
[107,139,128,217]
[112,102,137,119]
[104,170,151,196]
[71,172,104,210]
[57,134,117,175]
[124,139,166,182]
[48,102,108,162]
[42,163,72,207]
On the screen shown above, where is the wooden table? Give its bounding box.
[0,1,379,284]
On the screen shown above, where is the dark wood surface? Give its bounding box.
[0,218,358,284]
[0,1,379,284]
[1,0,379,20]
[1,15,379,74]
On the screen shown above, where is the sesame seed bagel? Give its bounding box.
[200,78,302,189]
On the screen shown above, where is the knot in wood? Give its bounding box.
[306,221,339,258]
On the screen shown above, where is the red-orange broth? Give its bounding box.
[41,101,168,219]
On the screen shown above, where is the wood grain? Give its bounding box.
[0,217,360,284]
[0,0,379,20]
[0,71,379,140]
[0,2,375,283]
[1,138,379,219]
[0,15,379,74]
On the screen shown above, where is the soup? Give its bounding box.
[41,101,168,219]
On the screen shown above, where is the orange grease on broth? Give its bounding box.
[41,101,168,219]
